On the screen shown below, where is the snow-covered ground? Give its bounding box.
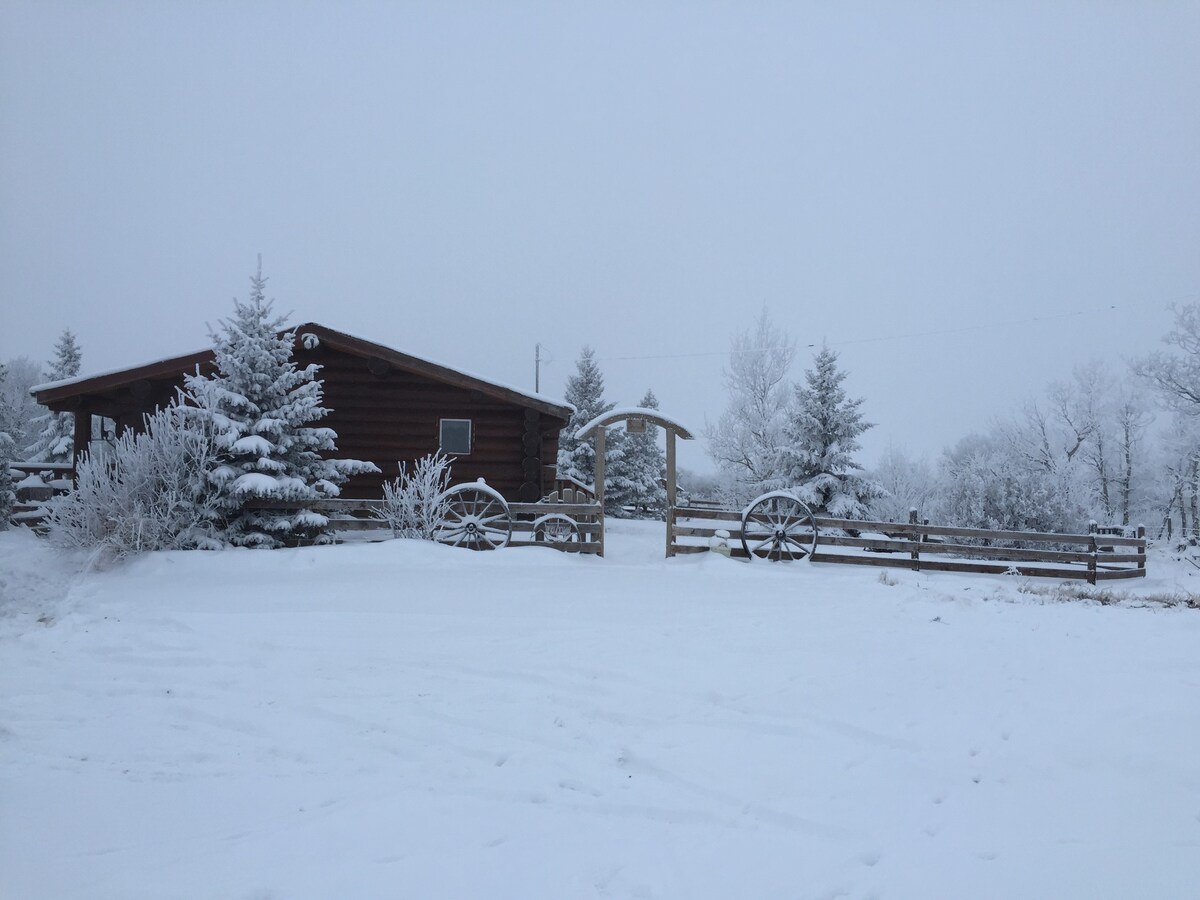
[3,520,1200,900]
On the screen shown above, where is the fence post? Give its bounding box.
[1137,524,1146,574]
[594,427,605,558]
[1088,520,1098,585]
[665,428,677,559]
[909,508,920,570]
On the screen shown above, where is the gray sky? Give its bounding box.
[3,2,1197,474]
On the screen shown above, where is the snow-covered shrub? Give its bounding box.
[183,262,377,547]
[46,404,221,562]
[374,453,453,539]
[930,433,1089,539]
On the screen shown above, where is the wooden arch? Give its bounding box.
[575,407,694,557]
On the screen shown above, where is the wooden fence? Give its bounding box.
[669,506,1146,583]
[246,497,603,554]
[7,462,75,529]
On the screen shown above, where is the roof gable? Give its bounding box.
[32,322,572,421]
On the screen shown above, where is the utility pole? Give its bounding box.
[535,342,541,392]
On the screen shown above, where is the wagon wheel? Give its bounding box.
[435,484,513,550]
[740,492,818,562]
[533,513,581,547]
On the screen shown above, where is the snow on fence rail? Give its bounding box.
[6,462,75,530]
[669,505,1147,583]
[244,498,603,553]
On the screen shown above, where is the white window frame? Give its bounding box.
[439,418,473,455]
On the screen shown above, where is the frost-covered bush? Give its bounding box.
[46,404,221,562]
[374,453,453,539]
[930,433,1089,539]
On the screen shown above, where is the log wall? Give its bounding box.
[301,344,562,500]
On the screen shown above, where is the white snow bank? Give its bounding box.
[1,524,1198,900]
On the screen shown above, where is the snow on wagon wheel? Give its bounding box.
[740,491,818,562]
[532,513,581,547]
[435,482,513,550]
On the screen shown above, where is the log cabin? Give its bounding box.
[30,323,571,502]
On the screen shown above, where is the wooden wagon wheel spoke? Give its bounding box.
[784,536,812,556]
[532,513,581,548]
[751,535,776,553]
[436,483,513,550]
[740,492,818,563]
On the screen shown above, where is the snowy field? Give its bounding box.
[3,520,1200,900]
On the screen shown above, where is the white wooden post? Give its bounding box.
[665,427,677,558]
[594,427,605,558]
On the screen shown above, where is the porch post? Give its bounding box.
[71,404,90,474]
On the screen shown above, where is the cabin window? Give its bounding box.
[439,418,472,455]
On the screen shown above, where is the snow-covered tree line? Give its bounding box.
[0,331,84,466]
[706,308,881,515]
[705,304,1200,540]
[556,348,666,517]
[869,306,1200,538]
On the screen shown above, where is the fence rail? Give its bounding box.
[245,497,604,554]
[6,462,75,530]
[669,505,1146,583]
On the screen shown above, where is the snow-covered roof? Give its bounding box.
[575,407,695,441]
[31,323,572,421]
[31,354,198,395]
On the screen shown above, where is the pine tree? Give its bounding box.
[780,346,881,517]
[1,356,43,453]
[557,346,617,487]
[606,389,667,517]
[26,329,83,462]
[0,363,15,529]
[184,261,378,547]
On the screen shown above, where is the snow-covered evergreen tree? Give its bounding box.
[0,363,16,529]
[1,356,43,454]
[184,262,378,547]
[26,329,83,462]
[606,389,667,517]
[779,346,881,517]
[557,346,617,487]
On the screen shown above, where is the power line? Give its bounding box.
[595,302,1136,363]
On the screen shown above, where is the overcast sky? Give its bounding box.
[3,2,1197,473]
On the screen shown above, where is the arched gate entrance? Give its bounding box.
[575,407,695,557]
